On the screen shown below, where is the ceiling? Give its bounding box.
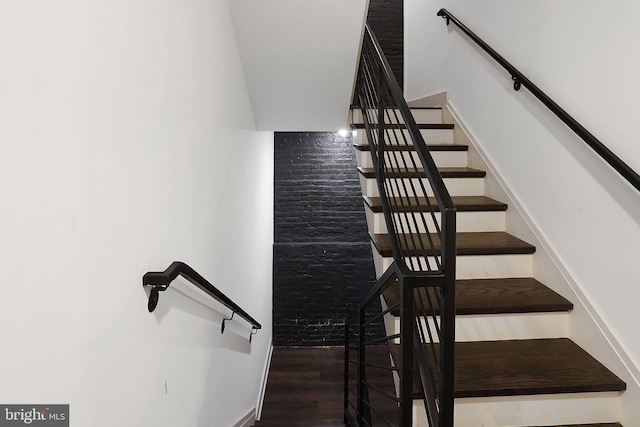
[229,0,368,131]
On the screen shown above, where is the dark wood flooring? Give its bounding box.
[254,347,347,427]
[255,346,397,427]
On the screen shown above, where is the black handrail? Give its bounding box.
[143,261,261,337]
[437,8,640,193]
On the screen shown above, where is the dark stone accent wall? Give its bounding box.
[273,132,381,346]
[367,0,404,89]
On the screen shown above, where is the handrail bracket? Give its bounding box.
[144,283,169,313]
[147,289,160,312]
[437,10,451,26]
[221,312,235,334]
[511,75,522,91]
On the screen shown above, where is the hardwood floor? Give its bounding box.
[254,347,346,427]
[255,346,397,427]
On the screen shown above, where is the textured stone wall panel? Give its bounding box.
[367,0,403,89]
[273,132,382,346]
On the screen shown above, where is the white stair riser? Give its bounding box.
[372,249,533,280]
[360,175,485,198]
[352,108,443,125]
[413,392,622,427]
[387,312,570,343]
[355,149,468,169]
[365,207,506,234]
[354,128,454,146]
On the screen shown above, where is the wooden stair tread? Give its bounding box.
[358,166,486,179]
[351,123,454,130]
[363,195,507,213]
[391,338,626,399]
[371,231,536,256]
[383,278,573,316]
[354,143,468,152]
[350,105,442,110]
[454,338,626,397]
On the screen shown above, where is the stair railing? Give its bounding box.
[437,8,640,193]
[344,24,457,427]
[143,261,261,340]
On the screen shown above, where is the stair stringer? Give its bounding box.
[442,99,640,426]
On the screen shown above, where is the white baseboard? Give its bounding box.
[232,408,256,427]
[228,339,274,427]
[255,338,274,421]
[407,90,448,108]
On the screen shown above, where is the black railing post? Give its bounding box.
[399,274,415,426]
[376,65,386,186]
[344,320,350,425]
[349,22,457,427]
[357,305,366,426]
[440,207,457,427]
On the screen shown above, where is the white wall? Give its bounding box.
[406,0,640,423]
[0,1,273,426]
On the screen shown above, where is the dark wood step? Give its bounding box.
[363,195,507,213]
[383,278,573,316]
[371,231,536,257]
[358,166,486,179]
[391,338,626,399]
[350,105,443,110]
[354,143,468,152]
[351,123,454,130]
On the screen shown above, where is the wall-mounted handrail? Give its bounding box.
[437,8,640,193]
[143,261,261,337]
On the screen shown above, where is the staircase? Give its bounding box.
[350,106,626,426]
